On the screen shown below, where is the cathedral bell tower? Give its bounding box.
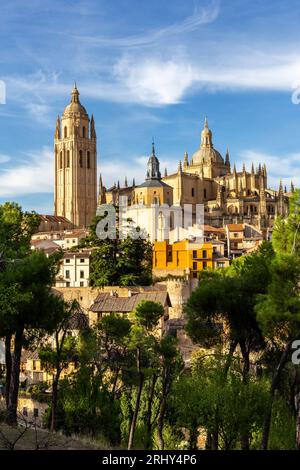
[54,84,97,228]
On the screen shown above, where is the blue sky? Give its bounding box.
[1,0,300,213]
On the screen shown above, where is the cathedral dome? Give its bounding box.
[62,84,88,116]
[191,147,224,165]
[191,118,224,166]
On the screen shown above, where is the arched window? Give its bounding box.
[82,126,86,138]
[66,150,70,168]
[87,151,90,169]
[204,189,207,198]
[59,151,63,169]
[79,150,83,168]
[64,126,67,138]
[191,188,195,197]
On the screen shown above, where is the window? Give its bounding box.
[80,281,84,287]
[65,270,70,279]
[80,258,85,263]
[66,282,70,287]
[33,360,37,371]
[66,150,70,168]
[191,188,195,197]
[203,261,207,270]
[167,250,173,262]
[82,126,86,138]
[59,152,63,169]
[202,250,207,259]
[234,233,238,238]
[204,189,207,198]
[193,262,197,270]
[217,262,225,268]
[87,151,90,169]
[192,250,197,259]
[64,126,67,138]
[79,150,83,168]
[192,272,198,279]
[34,408,39,418]
[65,259,70,263]
[80,270,84,279]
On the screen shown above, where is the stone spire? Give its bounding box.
[98,174,105,204]
[225,147,231,174]
[124,176,128,187]
[71,82,79,104]
[55,115,61,139]
[263,163,267,177]
[178,160,183,174]
[200,117,213,148]
[99,173,103,194]
[183,151,189,170]
[251,163,254,175]
[146,140,161,180]
[279,179,283,195]
[91,114,96,139]
[132,177,135,188]
[242,163,246,174]
[164,167,168,177]
[291,180,295,193]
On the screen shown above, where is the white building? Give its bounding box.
[55,252,91,288]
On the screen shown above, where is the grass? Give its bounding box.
[0,423,115,450]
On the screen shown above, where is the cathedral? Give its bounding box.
[101,118,290,234]
[54,87,290,235]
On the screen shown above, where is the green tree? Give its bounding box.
[0,250,62,425]
[127,301,164,450]
[0,202,40,408]
[82,212,153,287]
[255,253,300,449]
[272,189,300,254]
[39,300,82,431]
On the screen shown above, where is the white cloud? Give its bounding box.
[73,1,220,48]
[114,58,195,105]
[239,149,300,189]
[0,154,10,164]
[0,146,53,197]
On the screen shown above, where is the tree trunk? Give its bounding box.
[5,333,12,409]
[50,372,60,432]
[189,424,199,450]
[239,340,250,450]
[261,337,296,450]
[295,391,300,450]
[146,374,157,449]
[6,327,24,426]
[223,338,238,378]
[157,370,171,450]
[128,347,144,450]
[211,428,219,450]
